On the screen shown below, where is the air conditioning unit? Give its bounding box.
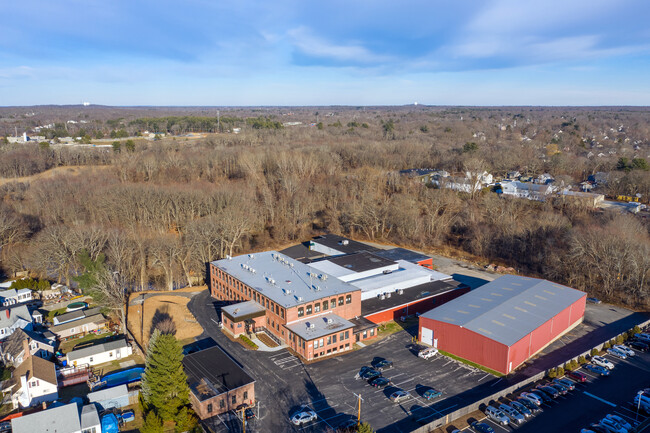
[226,255,232,260]
[327,318,333,324]
[398,289,404,295]
[386,293,391,298]
[248,254,255,259]
[309,323,315,329]
[380,295,386,300]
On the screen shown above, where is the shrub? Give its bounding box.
[556,366,565,377]
[591,348,600,357]
[239,335,258,350]
[633,325,642,335]
[603,342,611,350]
[570,359,579,371]
[609,338,617,347]
[578,355,587,365]
[616,334,625,345]
[547,368,557,378]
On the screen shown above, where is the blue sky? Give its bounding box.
[1,0,649,106]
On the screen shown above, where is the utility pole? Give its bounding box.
[239,406,246,433]
[353,392,364,426]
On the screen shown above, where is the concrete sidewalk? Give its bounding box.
[249,333,287,352]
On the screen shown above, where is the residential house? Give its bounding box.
[49,314,107,340]
[506,170,521,179]
[557,189,605,207]
[580,181,594,192]
[3,355,58,409]
[87,384,130,411]
[588,172,610,186]
[66,338,132,367]
[0,304,34,340]
[184,346,255,419]
[399,168,449,184]
[53,307,102,326]
[432,176,483,194]
[465,171,493,185]
[0,288,33,306]
[535,173,554,184]
[498,180,557,201]
[11,402,101,433]
[0,328,55,367]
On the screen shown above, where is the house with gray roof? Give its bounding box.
[418,275,586,375]
[66,337,132,367]
[0,288,33,306]
[0,328,55,367]
[0,304,34,340]
[49,314,107,340]
[11,402,100,433]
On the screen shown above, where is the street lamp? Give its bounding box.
[637,390,645,420]
[353,393,364,426]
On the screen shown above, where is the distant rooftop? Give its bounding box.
[372,247,432,264]
[421,275,586,346]
[66,338,129,361]
[11,402,80,433]
[361,280,461,317]
[309,234,378,256]
[211,251,360,309]
[183,346,254,402]
[285,313,355,341]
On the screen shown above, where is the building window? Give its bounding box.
[89,357,93,363]
[298,307,304,317]
[370,329,375,336]
[319,338,324,347]
[327,336,331,345]
[275,305,279,315]
[306,305,312,315]
[363,331,367,338]
[323,300,328,310]
[340,332,345,340]
[333,334,337,343]
[345,330,349,339]
[302,340,306,349]
[220,400,225,409]
[244,391,248,400]
[238,323,242,328]
[331,298,336,308]
[232,395,237,405]
[280,308,285,319]
[314,340,319,349]
[314,303,320,313]
[338,297,344,306]
[345,294,351,304]
[207,403,213,413]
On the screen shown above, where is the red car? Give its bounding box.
[566,371,587,383]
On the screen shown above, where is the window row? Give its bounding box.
[297,294,353,317]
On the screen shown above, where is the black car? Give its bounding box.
[516,398,542,413]
[470,421,495,433]
[588,424,610,433]
[628,340,649,352]
[373,359,394,371]
[368,376,391,388]
[530,391,551,403]
[358,367,382,380]
[244,408,255,420]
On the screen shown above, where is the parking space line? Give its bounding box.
[583,391,617,407]
[613,410,642,424]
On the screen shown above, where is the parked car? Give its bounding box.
[588,424,611,433]
[470,421,495,433]
[510,400,532,417]
[358,367,382,380]
[516,397,542,413]
[530,390,552,403]
[587,297,602,304]
[592,356,615,370]
[423,388,442,400]
[607,348,627,360]
[0,422,12,433]
[368,377,391,389]
[604,414,632,431]
[389,389,411,403]
[600,416,629,433]
[581,429,597,433]
[584,364,610,376]
[485,406,510,426]
[418,347,438,360]
[567,370,588,382]
[373,359,394,371]
[553,378,576,391]
[613,344,635,357]
[627,340,649,352]
[244,408,255,420]
[545,382,568,395]
[519,392,543,406]
[635,333,650,343]
[498,404,525,425]
[535,385,560,398]
[291,408,317,425]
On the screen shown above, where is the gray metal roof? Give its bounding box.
[0,304,32,329]
[80,404,100,429]
[67,338,129,361]
[11,402,81,433]
[421,275,586,346]
[88,384,128,403]
[222,301,266,320]
[285,313,355,341]
[211,251,360,309]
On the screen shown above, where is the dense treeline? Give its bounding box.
[0,107,649,309]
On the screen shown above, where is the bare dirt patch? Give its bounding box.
[127,293,203,348]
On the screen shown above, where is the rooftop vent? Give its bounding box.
[380,294,386,300]
[248,254,255,259]
[398,289,404,295]
[226,255,232,260]
[309,323,315,329]
[327,318,333,324]
[386,293,391,298]
[340,240,349,246]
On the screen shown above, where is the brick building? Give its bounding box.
[184,346,255,419]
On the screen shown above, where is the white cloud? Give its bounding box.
[287,26,393,64]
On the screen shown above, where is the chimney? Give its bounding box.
[6,310,10,319]
[22,337,32,361]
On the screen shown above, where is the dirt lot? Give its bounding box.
[127,292,203,348]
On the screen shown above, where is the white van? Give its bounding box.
[418,347,438,360]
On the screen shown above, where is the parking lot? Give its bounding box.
[449,343,650,433]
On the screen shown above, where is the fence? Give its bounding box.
[413,318,650,432]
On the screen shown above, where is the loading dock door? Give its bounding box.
[421,327,433,346]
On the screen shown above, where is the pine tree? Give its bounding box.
[140,412,164,433]
[174,406,199,433]
[141,330,190,421]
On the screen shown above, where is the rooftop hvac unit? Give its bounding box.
[398,289,404,295]
[314,286,321,291]
[380,295,386,300]
[341,240,349,246]
[226,255,232,260]
[248,254,255,259]
[269,279,275,285]
[319,274,327,281]
[309,323,315,329]
[290,263,294,268]
[297,296,303,302]
[327,318,333,324]
[386,293,391,298]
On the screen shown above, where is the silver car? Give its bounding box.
[498,404,525,424]
[485,406,510,426]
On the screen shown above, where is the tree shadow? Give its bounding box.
[149,305,176,337]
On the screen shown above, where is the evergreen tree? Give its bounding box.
[140,411,164,433]
[141,329,190,421]
[174,406,199,433]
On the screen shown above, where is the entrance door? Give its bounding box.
[421,327,433,346]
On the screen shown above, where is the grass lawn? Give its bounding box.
[58,331,113,354]
[47,307,68,320]
[438,350,505,377]
[95,353,145,375]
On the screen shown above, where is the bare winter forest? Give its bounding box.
[0,106,649,307]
